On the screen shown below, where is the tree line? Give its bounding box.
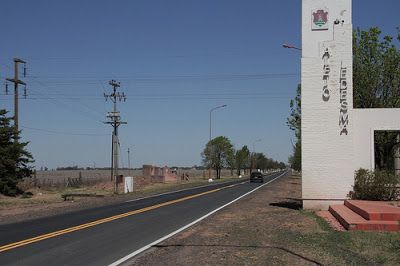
[201,136,286,179]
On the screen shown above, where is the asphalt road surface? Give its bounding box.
[0,171,287,266]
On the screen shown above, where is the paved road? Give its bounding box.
[0,171,286,266]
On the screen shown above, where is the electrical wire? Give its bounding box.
[21,125,109,136]
[23,74,299,85]
[24,77,105,122]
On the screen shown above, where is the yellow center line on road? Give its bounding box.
[0,180,246,253]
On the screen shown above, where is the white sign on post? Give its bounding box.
[124,176,134,193]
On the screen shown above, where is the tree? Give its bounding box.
[202,136,235,179]
[235,145,250,175]
[287,84,302,171]
[353,27,400,170]
[0,109,34,196]
[353,27,400,109]
[254,153,268,171]
[287,84,301,139]
[288,141,301,172]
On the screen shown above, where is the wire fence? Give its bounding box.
[20,169,240,190]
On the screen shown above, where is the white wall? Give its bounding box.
[302,0,353,209]
[353,109,400,170]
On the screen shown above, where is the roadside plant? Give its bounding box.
[202,136,235,179]
[348,168,399,201]
[235,145,250,175]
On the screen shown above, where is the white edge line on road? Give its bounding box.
[124,179,249,203]
[109,170,288,266]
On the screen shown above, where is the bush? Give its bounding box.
[21,192,33,198]
[349,169,399,200]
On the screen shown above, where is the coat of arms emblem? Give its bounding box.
[312,9,329,30]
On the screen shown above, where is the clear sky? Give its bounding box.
[1,0,399,169]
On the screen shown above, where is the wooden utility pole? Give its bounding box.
[104,80,127,193]
[6,58,27,132]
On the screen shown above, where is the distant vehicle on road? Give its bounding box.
[250,172,264,183]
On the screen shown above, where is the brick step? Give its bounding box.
[345,200,400,221]
[329,204,400,231]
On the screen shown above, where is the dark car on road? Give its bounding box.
[250,172,264,183]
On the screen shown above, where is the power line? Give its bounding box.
[21,125,109,136]
[2,91,294,99]
[24,72,299,83]
[0,95,292,101]
[23,76,105,122]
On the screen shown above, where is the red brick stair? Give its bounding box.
[328,200,400,231]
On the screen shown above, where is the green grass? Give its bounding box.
[274,211,400,265]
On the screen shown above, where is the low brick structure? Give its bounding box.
[142,165,178,183]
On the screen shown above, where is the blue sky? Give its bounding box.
[0,0,399,169]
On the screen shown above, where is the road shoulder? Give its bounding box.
[125,172,400,266]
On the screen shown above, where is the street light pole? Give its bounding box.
[251,139,261,173]
[209,104,227,141]
[208,104,227,179]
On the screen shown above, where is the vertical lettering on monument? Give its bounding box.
[339,62,348,135]
[322,48,331,102]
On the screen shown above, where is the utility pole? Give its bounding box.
[6,58,27,133]
[251,139,261,173]
[104,80,126,193]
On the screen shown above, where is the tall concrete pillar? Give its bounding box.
[301,0,354,209]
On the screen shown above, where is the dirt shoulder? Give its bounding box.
[127,173,400,266]
[0,177,238,225]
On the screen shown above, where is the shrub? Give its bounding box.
[349,168,399,200]
[21,192,33,198]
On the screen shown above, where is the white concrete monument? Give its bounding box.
[124,176,134,193]
[301,0,400,209]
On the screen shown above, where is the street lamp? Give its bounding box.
[251,139,261,173]
[209,104,227,141]
[282,43,302,51]
[208,104,227,179]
